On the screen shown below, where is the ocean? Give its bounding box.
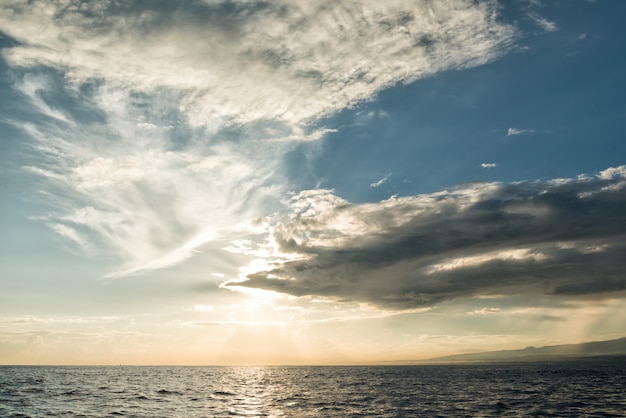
[1,359,624,417]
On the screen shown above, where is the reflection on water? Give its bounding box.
[1,359,625,417]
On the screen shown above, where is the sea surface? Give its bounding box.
[1,358,625,417]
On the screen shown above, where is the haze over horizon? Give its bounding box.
[1,0,625,365]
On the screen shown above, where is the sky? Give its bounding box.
[0,0,625,365]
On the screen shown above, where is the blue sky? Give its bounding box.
[1,0,625,365]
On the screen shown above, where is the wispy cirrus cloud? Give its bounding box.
[227,166,626,309]
[528,13,558,32]
[0,0,517,277]
[14,81,285,277]
[370,173,392,188]
[523,1,558,33]
[506,127,536,137]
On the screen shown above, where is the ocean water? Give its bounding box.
[1,359,624,417]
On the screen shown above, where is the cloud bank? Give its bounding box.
[228,167,626,309]
[0,0,516,276]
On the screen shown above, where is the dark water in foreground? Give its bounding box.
[1,359,625,417]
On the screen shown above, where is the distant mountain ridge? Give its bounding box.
[426,337,626,363]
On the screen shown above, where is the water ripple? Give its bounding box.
[0,359,624,417]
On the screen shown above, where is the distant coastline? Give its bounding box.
[376,337,626,365]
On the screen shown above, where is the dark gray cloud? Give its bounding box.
[227,167,626,309]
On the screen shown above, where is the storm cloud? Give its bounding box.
[228,167,626,309]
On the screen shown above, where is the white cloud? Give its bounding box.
[481,163,496,168]
[426,248,549,274]
[597,165,626,180]
[0,0,517,277]
[370,173,392,188]
[16,83,286,277]
[15,74,73,124]
[506,127,536,137]
[0,0,515,130]
[47,223,90,250]
[469,308,501,315]
[528,13,558,32]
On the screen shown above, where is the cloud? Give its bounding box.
[0,0,515,130]
[47,223,91,250]
[14,81,287,277]
[370,173,392,188]
[481,163,496,168]
[0,0,517,276]
[506,127,536,137]
[0,315,128,325]
[469,308,501,315]
[528,13,558,32]
[15,74,73,124]
[227,167,626,309]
